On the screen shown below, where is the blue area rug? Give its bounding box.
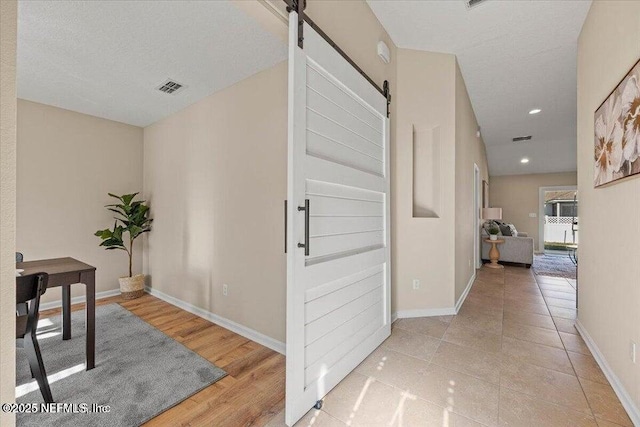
[533,254,577,279]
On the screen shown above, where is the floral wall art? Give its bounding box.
[594,58,640,187]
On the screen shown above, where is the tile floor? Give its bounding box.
[267,266,634,427]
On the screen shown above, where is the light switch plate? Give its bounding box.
[529,213,537,218]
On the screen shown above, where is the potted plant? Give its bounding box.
[95,193,152,299]
[488,226,500,241]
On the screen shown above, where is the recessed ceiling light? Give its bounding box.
[521,158,530,164]
[529,109,542,115]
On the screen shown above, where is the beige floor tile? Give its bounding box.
[450,310,503,335]
[468,286,504,299]
[545,296,578,309]
[501,336,574,375]
[560,332,591,354]
[431,341,502,385]
[500,359,591,414]
[394,316,451,339]
[383,327,441,361]
[279,268,631,427]
[538,282,576,292]
[579,378,634,427]
[322,371,403,426]
[542,289,577,301]
[503,310,557,330]
[504,277,537,285]
[462,294,504,314]
[355,347,430,390]
[443,322,502,353]
[504,292,547,305]
[567,351,608,384]
[323,372,486,427]
[549,306,578,319]
[504,285,540,295]
[499,387,598,426]
[294,409,346,427]
[503,321,564,349]
[553,317,579,335]
[503,300,550,316]
[536,276,572,285]
[268,410,340,427]
[403,363,500,426]
[595,419,633,427]
[401,397,484,427]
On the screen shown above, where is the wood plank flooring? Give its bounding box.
[39,294,285,426]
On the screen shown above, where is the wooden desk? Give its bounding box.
[17,257,96,370]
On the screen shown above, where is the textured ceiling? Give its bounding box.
[367,0,592,176]
[17,0,287,127]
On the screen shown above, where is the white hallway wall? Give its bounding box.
[576,0,640,420]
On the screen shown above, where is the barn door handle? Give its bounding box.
[297,199,310,256]
[284,200,288,254]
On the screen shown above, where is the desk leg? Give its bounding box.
[62,285,71,340]
[81,271,96,370]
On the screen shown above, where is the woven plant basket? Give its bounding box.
[118,274,145,300]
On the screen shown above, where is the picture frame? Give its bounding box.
[594,58,640,187]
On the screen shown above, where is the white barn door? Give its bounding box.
[285,11,391,426]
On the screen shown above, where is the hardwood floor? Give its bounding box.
[40,293,285,426]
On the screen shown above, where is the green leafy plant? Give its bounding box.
[488,226,500,235]
[95,193,152,277]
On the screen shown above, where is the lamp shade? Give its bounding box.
[482,207,502,220]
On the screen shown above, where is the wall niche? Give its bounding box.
[412,125,441,218]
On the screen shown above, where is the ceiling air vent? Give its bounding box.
[156,79,186,95]
[465,0,487,9]
[512,136,533,142]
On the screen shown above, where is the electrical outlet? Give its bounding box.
[468,259,472,268]
[412,279,420,290]
[223,284,228,297]
[631,341,637,364]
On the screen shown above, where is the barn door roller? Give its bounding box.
[282,0,391,116]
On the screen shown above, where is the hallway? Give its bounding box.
[271,266,632,427]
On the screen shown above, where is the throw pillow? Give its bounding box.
[499,224,512,236]
[507,223,518,236]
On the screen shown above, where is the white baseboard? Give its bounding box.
[396,307,457,319]
[391,312,398,323]
[39,289,120,311]
[575,319,640,426]
[455,272,476,314]
[145,286,286,355]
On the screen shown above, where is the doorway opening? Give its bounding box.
[538,186,578,255]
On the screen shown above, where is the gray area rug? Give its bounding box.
[533,254,577,279]
[16,303,226,426]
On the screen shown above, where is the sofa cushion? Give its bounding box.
[499,224,512,236]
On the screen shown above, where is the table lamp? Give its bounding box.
[482,207,502,220]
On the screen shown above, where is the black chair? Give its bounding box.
[16,272,53,403]
[16,252,27,316]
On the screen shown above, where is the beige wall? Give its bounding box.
[490,172,577,251]
[394,49,457,312]
[143,0,399,343]
[1,1,18,424]
[577,0,640,416]
[16,100,144,305]
[143,62,289,342]
[454,61,489,302]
